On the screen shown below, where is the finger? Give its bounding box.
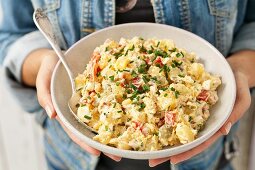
[103,153,122,162]
[36,53,58,118]
[220,71,251,135]
[56,116,101,156]
[170,131,222,164]
[149,157,170,167]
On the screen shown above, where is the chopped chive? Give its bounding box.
[84,115,92,120]
[105,46,110,52]
[113,103,116,108]
[160,87,168,91]
[142,75,150,83]
[130,45,135,51]
[176,53,181,58]
[97,93,101,98]
[156,41,160,47]
[139,45,147,53]
[169,48,176,52]
[113,48,124,58]
[96,71,101,77]
[123,94,127,99]
[138,64,147,73]
[117,110,122,113]
[130,84,137,90]
[154,50,168,58]
[142,85,150,92]
[108,58,111,62]
[164,93,168,97]
[174,90,180,98]
[147,49,153,54]
[116,82,120,86]
[123,69,130,72]
[109,75,114,82]
[105,126,108,131]
[172,60,183,67]
[139,102,146,111]
[178,74,185,78]
[130,60,134,63]
[189,116,192,122]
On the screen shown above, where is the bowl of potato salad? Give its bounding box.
[51,23,236,159]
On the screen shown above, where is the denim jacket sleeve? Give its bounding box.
[230,0,255,53]
[0,0,50,118]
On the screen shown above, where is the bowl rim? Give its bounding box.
[51,22,236,159]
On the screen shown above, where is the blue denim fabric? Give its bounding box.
[43,117,99,170]
[0,0,254,169]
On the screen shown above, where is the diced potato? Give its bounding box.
[115,56,130,70]
[77,106,92,123]
[176,123,197,144]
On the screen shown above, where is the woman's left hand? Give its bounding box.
[149,52,253,167]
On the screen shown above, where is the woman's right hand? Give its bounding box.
[22,49,121,161]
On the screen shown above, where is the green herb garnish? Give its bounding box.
[113,48,124,58]
[156,41,160,47]
[139,102,146,111]
[131,70,137,77]
[138,64,147,73]
[142,85,150,92]
[84,115,92,120]
[105,46,110,52]
[178,74,185,78]
[142,75,150,83]
[109,75,114,82]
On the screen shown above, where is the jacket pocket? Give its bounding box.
[44,0,60,12]
[207,0,237,18]
[32,0,60,12]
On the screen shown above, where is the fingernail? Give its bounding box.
[45,105,53,118]
[115,158,121,162]
[225,122,232,135]
[149,162,155,167]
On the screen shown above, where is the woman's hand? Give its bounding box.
[22,49,121,161]
[149,50,255,167]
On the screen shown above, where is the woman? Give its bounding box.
[1,0,254,169]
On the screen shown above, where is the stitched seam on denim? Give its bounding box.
[104,0,114,27]
[178,0,191,31]
[208,0,232,18]
[42,0,60,12]
[81,0,93,37]
[215,16,226,54]
[46,10,68,50]
[151,0,165,24]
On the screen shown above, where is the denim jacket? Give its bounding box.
[0,0,255,125]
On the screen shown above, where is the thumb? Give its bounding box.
[36,53,58,118]
[220,71,251,135]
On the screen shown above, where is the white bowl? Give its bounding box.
[51,23,236,159]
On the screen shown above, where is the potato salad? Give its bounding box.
[75,37,221,151]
